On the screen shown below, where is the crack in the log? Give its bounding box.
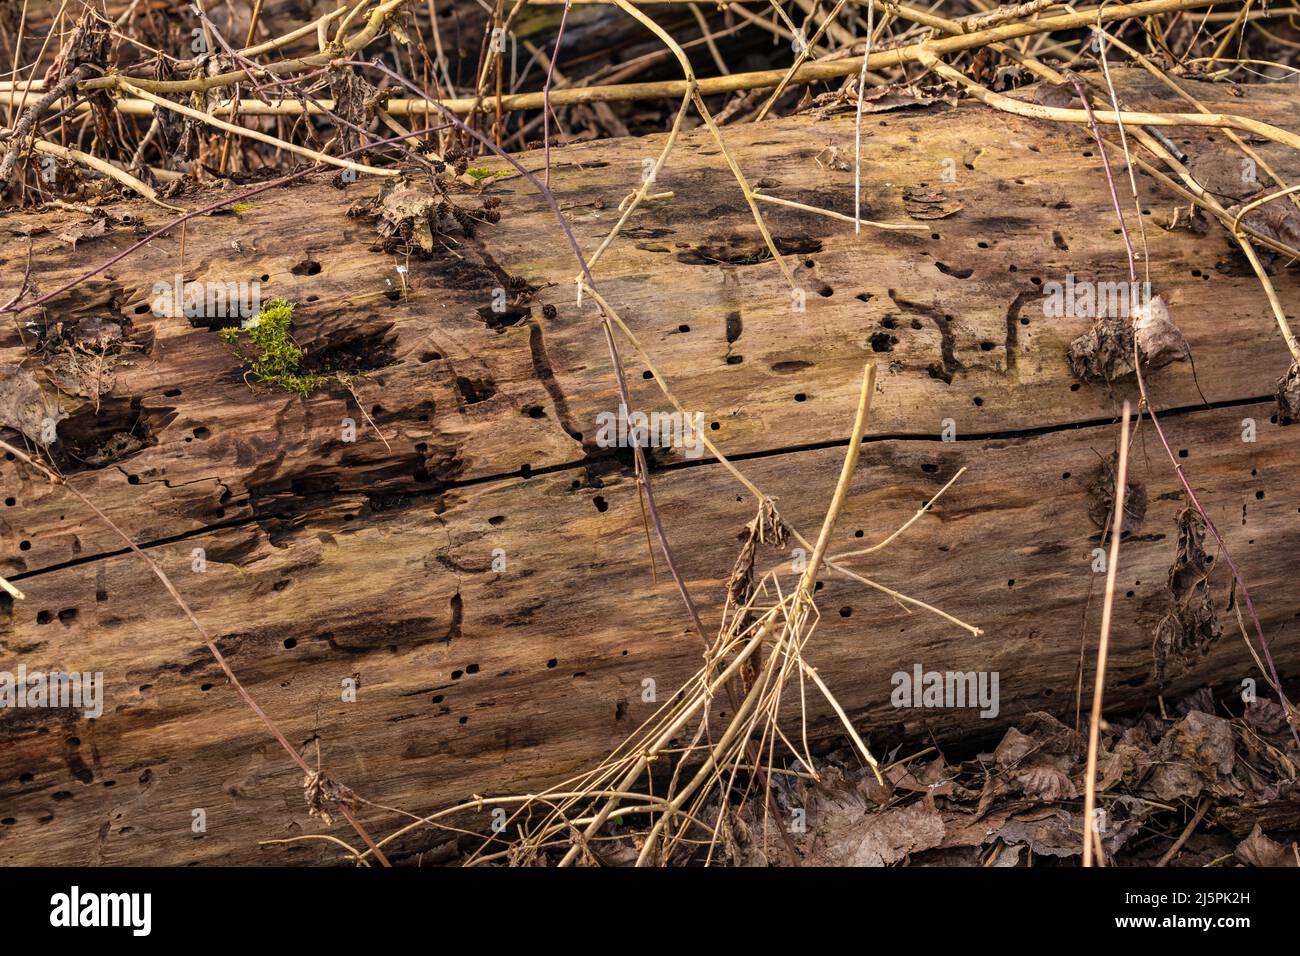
[112,465,228,490]
[7,394,1278,582]
[660,394,1275,477]
[10,513,256,581]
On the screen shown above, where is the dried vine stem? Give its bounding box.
[5,0,1225,116]
[118,80,398,178]
[390,362,970,867]
[918,40,1300,361]
[0,121,461,860]
[82,0,406,95]
[573,365,881,867]
[917,50,1300,153]
[612,0,796,287]
[0,124,450,320]
[30,138,180,211]
[1082,402,1131,868]
[1133,360,1300,750]
[348,58,716,651]
[752,0,851,122]
[0,64,94,185]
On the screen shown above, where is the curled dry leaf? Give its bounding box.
[1016,766,1077,802]
[1066,295,1187,384]
[814,145,852,172]
[993,726,1038,769]
[44,11,112,83]
[0,363,67,444]
[1153,508,1222,687]
[69,316,123,351]
[1029,79,1079,109]
[1067,315,1135,382]
[1277,361,1300,423]
[739,689,1300,867]
[328,67,387,155]
[1096,740,1151,793]
[1087,451,1148,534]
[807,802,946,867]
[726,498,787,609]
[42,317,128,398]
[302,770,358,827]
[360,180,448,254]
[1146,710,1240,802]
[984,808,1091,859]
[9,222,48,239]
[1243,698,1295,739]
[805,81,960,119]
[350,172,498,256]
[1132,296,1189,369]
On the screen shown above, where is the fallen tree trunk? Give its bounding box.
[1,69,1298,865]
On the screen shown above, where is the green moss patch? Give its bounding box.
[220,298,325,397]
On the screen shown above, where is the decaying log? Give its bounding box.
[1,69,1298,864]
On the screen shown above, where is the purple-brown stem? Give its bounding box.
[543,0,572,191]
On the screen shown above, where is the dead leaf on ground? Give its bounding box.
[57,217,106,248]
[7,222,48,238]
[1145,710,1240,802]
[831,802,946,866]
[1235,824,1298,867]
[732,687,1297,868]
[1017,766,1077,802]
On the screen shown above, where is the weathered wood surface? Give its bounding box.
[1,69,1298,864]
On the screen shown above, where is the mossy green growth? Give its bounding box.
[221,298,324,397]
[465,167,509,181]
[230,202,255,213]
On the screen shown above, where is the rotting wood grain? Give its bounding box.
[0,69,1297,864]
[2,70,1295,572]
[1,401,1295,864]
